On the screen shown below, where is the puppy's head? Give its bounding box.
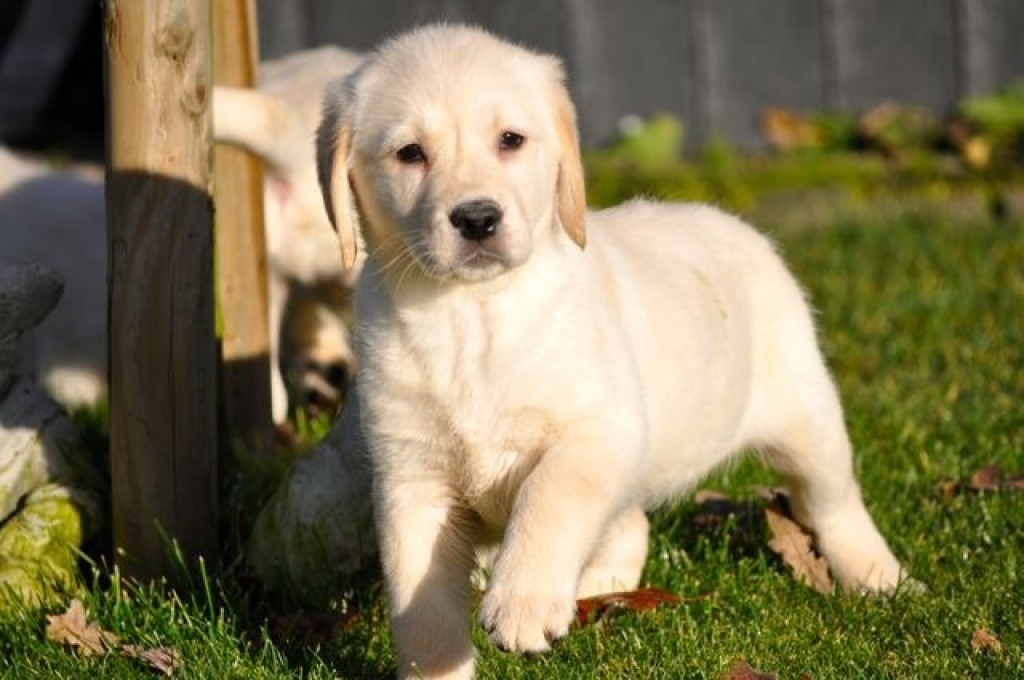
[316,24,586,283]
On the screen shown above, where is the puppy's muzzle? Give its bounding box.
[449,199,503,242]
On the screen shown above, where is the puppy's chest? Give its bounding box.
[448,403,552,522]
[363,294,582,519]
[376,330,554,523]
[435,373,551,488]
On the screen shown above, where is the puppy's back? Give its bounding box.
[583,199,816,497]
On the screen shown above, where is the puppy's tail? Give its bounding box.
[212,86,308,180]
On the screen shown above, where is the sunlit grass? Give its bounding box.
[2,206,1022,678]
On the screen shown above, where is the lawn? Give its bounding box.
[2,181,1022,678]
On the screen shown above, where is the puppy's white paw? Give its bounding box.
[479,580,576,654]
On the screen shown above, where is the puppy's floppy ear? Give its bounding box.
[316,76,359,271]
[548,70,587,249]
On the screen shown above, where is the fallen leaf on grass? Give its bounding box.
[46,599,119,657]
[969,465,1024,492]
[938,465,1024,499]
[970,465,1003,491]
[121,645,182,676]
[719,659,778,680]
[575,587,683,627]
[46,599,181,675]
[937,478,960,501]
[765,501,833,595]
[693,488,832,592]
[970,627,1002,654]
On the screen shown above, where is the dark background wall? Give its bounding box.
[256,0,1024,149]
[1,0,1023,156]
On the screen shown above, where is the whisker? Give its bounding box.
[369,232,413,273]
[361,219,454,293]
[364,231,434,295]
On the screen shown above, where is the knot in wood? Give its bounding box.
[181,67,208,116]
[156,8,193,62]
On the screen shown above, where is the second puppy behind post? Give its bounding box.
[1,47,363,423]
[214,46,366,421]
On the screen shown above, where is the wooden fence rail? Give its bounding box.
[212,0,273,446]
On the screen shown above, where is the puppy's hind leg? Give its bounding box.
[759,365,907,594]
[267,272,290,423]
[576,505,649,599]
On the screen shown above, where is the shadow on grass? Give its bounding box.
[648,492,794,577]
[239,564,394,679]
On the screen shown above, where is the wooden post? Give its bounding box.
[104,0,218,580]
[212,0,274,444]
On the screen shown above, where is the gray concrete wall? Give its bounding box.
[257,0,1024,150]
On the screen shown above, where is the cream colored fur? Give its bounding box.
[0,147,106,406]
[316,25,908,680]
[214,46,364,421]
[0,49,361,421]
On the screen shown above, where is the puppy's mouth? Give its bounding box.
[404,237,514,282]
[451,245,516,281]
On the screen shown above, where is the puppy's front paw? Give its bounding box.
[479,581,576,654]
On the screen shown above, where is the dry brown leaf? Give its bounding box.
[121,644,182,676]
[47,599,181,674]
[575,587,682,627]
[765,502,833,595]
[719,658,778,680]
[1005,475,1024,491]
[45,599,120,657]
[961,465,1024,494]
[937,465,1024,500]
[970,627,1002,654]
[969,465,1003,492]
[937,478,960,501]
[760,107,822,151]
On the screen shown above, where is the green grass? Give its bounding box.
[2,206,1023,678]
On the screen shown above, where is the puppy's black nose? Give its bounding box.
[449,199,502,241]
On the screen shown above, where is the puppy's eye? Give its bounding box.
[499,131,525,152]
[396,143,426,164]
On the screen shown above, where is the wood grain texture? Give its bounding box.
[105,0,218,580]
[212,0,274,443]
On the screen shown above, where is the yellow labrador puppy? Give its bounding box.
[317,24,908,680]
